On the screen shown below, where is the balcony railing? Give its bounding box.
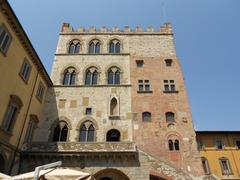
[22,142,136,153]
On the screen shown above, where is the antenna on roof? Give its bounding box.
[161,0,166,22]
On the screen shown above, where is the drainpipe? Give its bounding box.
[9,71,39,174]
[226,133,239,176]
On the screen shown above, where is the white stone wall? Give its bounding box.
[51,55,130,85]
[56,33,176,57]
[36,85,132,142]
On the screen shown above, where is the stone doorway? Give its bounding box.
[94,168,130,180]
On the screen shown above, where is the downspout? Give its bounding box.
[9,71,39,174]
[226,133,239,176]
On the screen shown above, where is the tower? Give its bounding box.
[20,23,207,179]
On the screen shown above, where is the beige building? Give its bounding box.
[19,23,216,180]
[197,131,240,179]
[0,0,52,175]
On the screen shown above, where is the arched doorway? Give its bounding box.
[0,154,5,173]
[106,129,120,142]
[94,168,130,180]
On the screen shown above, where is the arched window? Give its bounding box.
[89,40,101,54]
[85,67,98,85]
[63,67,76,85]
[174,140,180,150]
[0,154,5,173]
[110,98,118,116]
[108,67,120,85]
[2,95,23,132]
[52,121,68,142]
[166,112,175,122]
[68,41,80,54]
[168,140,174,151]
[106,129,120,142]
[79,121,95,142]
[142,112,151,122]
[168,139,180,151]
[109,40,120,53]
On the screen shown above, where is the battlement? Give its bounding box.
[61,22,173,34]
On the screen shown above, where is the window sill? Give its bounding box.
[137,90,153,93]
[163,90,178,94]
[109,115,120,120]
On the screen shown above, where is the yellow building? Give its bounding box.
[0,0,52,175]
[196,131,240,179]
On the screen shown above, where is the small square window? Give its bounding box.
[136,60,144,68]
[236,140,240,149]
[86,108,92,115]
[163,79,177,93]
[138,79,151,92]
[165,59,173,67]
[216,140,224,150]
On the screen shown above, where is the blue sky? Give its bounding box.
[9,0,240,130]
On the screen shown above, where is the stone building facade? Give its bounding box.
[19,23,215,180]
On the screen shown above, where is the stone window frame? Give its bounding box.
[106,128,121,142]
[165,112,175,123]
[68,39,81,54]
[166,133,182,152]
[168,139,180,151]
[137,79,152,93]
[164,59,173,67]
[1,95,23,133]
[35,81,45,103]
[60,65,79,85]
[79,120,96,142]
[215,139,224,150]
[76,117,98,142]
[85,107,92,116]
[201,157,211,175]
[163,79,178,93]
[48,117,72,142]
[84,66,99,85]
[88,39,102,54]
[62,67,77,85]
[136,60,144,68]
[108,38,121,54]
[24,114,39,143]
[107,66,121,85]
[19,58,32,83]
[105,64,124,85]
[142,111,151,122]
[219,157,233,175]
[0,24,12,55]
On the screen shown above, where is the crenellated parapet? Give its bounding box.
[61,22,173,34]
